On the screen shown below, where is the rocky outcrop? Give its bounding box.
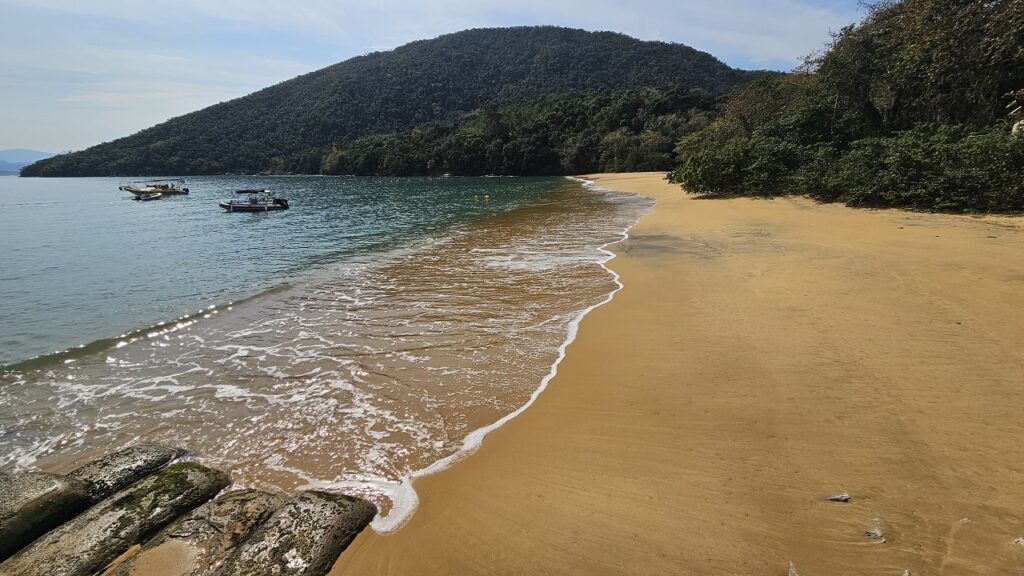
[0,463,229,576]
[0,445,374,576]
[214,491,377,576]
[104,489,284,576]
[0,473,91,561]
[67,442,186,502]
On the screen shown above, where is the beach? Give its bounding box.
[332,172,1024,575]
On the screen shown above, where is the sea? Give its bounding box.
[0,174,652,530]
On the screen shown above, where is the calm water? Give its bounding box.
[0,175,556,366]
[0,175,651,529]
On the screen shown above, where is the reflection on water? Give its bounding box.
[0,180,651,527]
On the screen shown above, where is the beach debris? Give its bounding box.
[863,517,888,543]
[214,490,377,576]
[862,517,888,544]
[902,570,912,576]
[105,489,285,576]
[0,462,229,576]
[788,561,800,576]
[67,441,186,502]
[0,473,91,562]
[826,492,851,503]
[864,527,885,541]
[1014,536,1024,548]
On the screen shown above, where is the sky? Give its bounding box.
[0,0,863,152]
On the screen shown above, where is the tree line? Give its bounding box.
[320,87,717,176]
[669,0,1024,212]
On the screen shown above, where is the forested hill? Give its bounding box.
[23,26,761,177]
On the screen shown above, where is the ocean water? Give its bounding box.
[0,175,651,529]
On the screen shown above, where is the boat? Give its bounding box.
[219,189,289,212]
[119,179,189,195]
[131,192,163,201]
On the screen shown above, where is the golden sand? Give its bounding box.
[331,172,1024,575]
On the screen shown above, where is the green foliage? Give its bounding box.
[22,27,762,177]
[321,87,717,176]
[816,0,1024,131]
[795,124,1024,212]
[670,0,1024,213]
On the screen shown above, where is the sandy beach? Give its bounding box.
[332,172,1024,575]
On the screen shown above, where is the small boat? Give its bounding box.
[219,189,289,212]
[132,192,163,201]
[235,188,270,194]
[119,179,189,195]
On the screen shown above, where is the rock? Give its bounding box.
[1013,119,1024,137]
[104,489,284,576]
[0,463,229,576]
[864,517,888,543]
[826,492,851,503]
[0,473,91,561]
[864,527,885,542]
[68,442,186,502]
[214,491,376,576]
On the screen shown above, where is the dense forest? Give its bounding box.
[669,0,1024,212]
[320,87,717,176]
[22,27,761,177]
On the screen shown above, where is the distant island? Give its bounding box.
[0,149,54,175]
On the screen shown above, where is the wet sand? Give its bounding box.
[332,172,1024,575]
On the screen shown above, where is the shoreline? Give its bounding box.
[367,176,650,532]
[3,176,653,534]
[332,172,1024,574]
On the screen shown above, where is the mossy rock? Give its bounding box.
[214,491,376,576]
[105,489,284,576]
[67,442,186,502]
[0,473,91,561]
[0,463,229,576]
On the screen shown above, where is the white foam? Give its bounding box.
[368,176,652,533]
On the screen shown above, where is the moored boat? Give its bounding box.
[119,179,189,195]
[219,189,289,212]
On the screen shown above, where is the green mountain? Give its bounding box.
[23,26,762,177]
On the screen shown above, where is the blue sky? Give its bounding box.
[0,0,863,152]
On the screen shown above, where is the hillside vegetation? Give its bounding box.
[23,27,759,177]
[670,0,1024,212]
[320,87,717,176]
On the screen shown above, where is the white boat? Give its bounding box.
[119,179,189,195]
[219,189,289,212]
